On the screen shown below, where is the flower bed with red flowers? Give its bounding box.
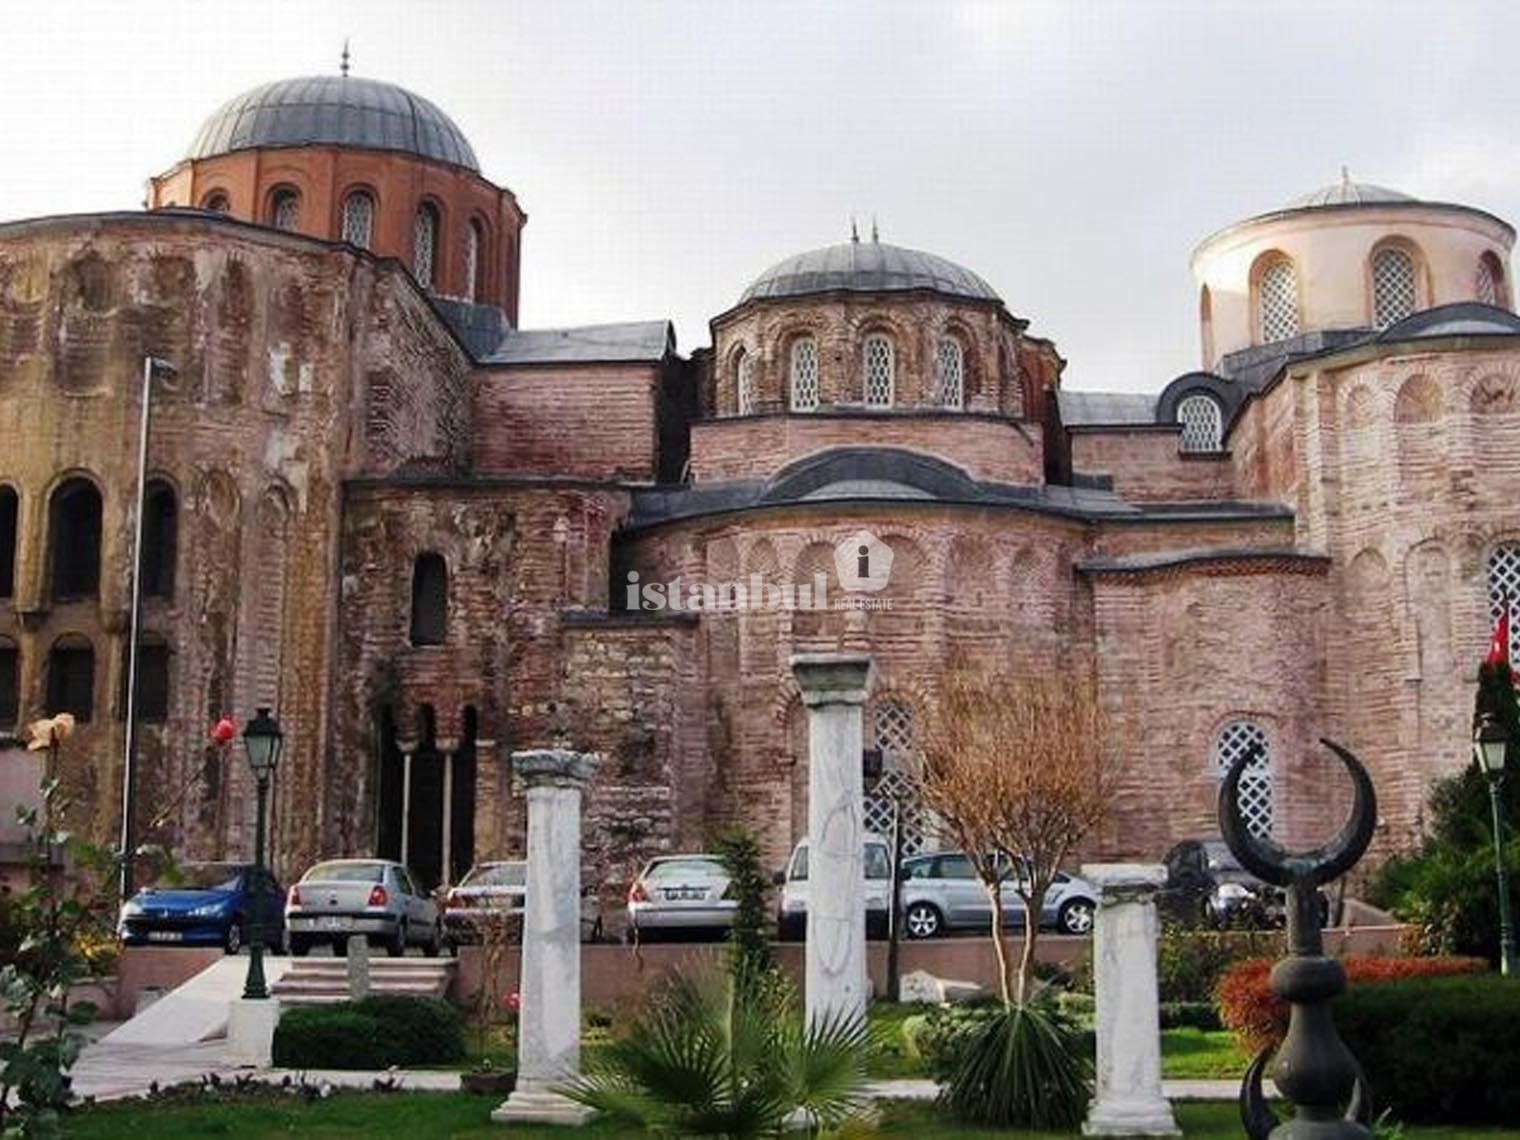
[1216,954,1486,1055]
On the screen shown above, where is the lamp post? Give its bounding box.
[118,354,177,902]
[241,707,284,1000]
[1473,713,1518,977]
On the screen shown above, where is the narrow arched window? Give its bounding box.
[1477,252,1508,309]
[121,636,170,722]
[269,188,300,232]
[790,337,819,412]
[201,191,230,214]
[868,700,928,855]
[465,220,485,302]
[1177,393,1224,452]
[1487,545,1520,662]
[410,552,448,646]
[413,203,440,287]
[1200,285,1215,367]
[48,477,102,601]
[863,333,895,408]
[934,337,964,409]
[0,485,16,599]
[141,480,177,600]
[735,349,757,415]
[47,635,95,722]
[1257,257,1300,343]
[0,637,18,729]
[341,191,375,249]
[1214,720,1273,839]
[1372,246,1418,329]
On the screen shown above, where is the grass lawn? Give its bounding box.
[64,1093,1520,1138]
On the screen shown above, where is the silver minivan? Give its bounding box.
[776,835,893,940]
[285,858,442,957]
[898,851,1098,938]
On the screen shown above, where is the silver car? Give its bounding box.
[898,852,1098,939]
[625,854,736,942]
[776,835,894,941]
[285,858,442,957]
[442,860,526,951]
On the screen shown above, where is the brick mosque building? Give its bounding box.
[2,73,1519,892]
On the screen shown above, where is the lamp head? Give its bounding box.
[1473,712,1508,778]
[242,707,284,780]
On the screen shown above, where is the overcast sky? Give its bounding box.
[0,0,1515,391]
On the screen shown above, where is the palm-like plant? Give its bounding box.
[558,971,869,1136]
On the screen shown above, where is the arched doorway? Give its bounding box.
[375,703,478,889]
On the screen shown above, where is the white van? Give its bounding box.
[775,833,893,940]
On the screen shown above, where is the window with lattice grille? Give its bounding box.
[1214,721,1274,839]
[1486,546,1520,662]
[863,334,895,407]
[1177,394,1223,452]
[1477,256,1504,308]
[736,351,757,415]
[790,338,819,412]
[465,222,483,302]
[1258,260,1300,343]
[270,190,300,232]
[934,337,964,409]
[865,701,934,855]
[342,192,375,249]
[414,204,440,287]
[1372,247,1418,329]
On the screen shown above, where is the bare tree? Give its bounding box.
[915,664,1113,1005]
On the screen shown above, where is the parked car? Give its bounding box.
[1161,838,1328,929]
[776,834,893,941]
[285,858,441,957]
[442,860,526,950]
[118,862,284,954]
[625,854,737,942]
[897,852,1098,939]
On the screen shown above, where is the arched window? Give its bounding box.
[863,333,895,407]
[201,191,230,214]
[735,349,757,416]
[140,480,177,600]
[1372,245,1418,329]
[934,337,965,409]
[341,191,375,249]
[410,552,448,646]
[1257,257,1300,343]
[1214,721,1273,839]
[1486,545,1520,662]
[1477,252,1508,309]
[46,636,94,722]
[48,477,102,601]
[465,220,485,302]
[867,700,931,855]
[790,337,819,412]
[121,636,170,722]
[0,637,17,729]
[1177,393,1224,452]
[413,203,440,287]
[269,188,300,232]
[0,485,16,599]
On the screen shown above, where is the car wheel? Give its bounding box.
[903,902,943,940]
[423,922,442,958]
[387,921,407,958]
[289,934,311,957]
[224,920,243,955]
[1059,899,1095,936]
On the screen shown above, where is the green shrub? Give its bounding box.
[903,1002,1004,1082]
[1159,1000,1221,1031]
[1157,925,1282,1004]
[1336,975,1520,1125]
[273,996,465,1069]
[938,1004,1091,1128]
[1055,990,1095,1030]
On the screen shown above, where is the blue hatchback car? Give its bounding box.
[118,862,285,954]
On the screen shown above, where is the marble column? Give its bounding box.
[791,652,874,1030]
[1081,863,1179,1137]
[493,748,599,1126]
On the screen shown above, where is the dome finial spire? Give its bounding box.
[1341,164,1351,187]
[340,38,351,77]
[871,214,879,243]
[850,216,859,243]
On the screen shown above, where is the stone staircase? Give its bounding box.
[270,957,456,1007]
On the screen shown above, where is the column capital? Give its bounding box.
[1081,862,1167,904]
[511,748,599,789]
[790,653,875,707]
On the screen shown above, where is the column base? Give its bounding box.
[226,996,281,1066]
[491,1081,592,1126]
[1083,1095,1180,1137]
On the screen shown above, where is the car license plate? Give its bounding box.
[321,916,347,930]
[146,930,183,942]
[666,888,704,901]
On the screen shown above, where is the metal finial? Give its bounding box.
[340,38,351,77]
[1341,164,1351,186]
[850,216,859,243]
[871,214,879,243]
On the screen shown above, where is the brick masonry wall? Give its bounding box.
[1070,427,1237,502]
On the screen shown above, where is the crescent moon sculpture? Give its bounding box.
[1219,737,1377,1140]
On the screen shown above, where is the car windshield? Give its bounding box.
[303,862,385,883]
[153,865,241,892]
[645,858,725,880]
[790,844,891,881]
[461,863,526,888]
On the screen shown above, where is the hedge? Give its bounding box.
[272,995,466,1069]
[1337,975,1520,1125]
[1216,955,1485,1055]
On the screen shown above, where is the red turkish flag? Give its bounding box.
[1487,603,1511,669]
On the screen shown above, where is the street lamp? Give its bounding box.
[241,707,284,1000]
[1473,712,1518,977]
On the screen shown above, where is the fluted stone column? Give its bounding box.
[1081,863,1179,1137]
[791,652,874,1029]
[493,749,598,1126]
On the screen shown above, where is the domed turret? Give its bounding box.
[740,240,1000,304]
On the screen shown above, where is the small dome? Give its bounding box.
[741,240,999,304]
[187,76,479,172]
[1285,174,1415,210]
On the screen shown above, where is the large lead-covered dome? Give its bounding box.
[187,76,480,172]
[741,240,999,304]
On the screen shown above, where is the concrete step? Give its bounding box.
[270,957,456,1002]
